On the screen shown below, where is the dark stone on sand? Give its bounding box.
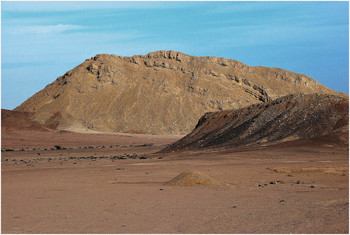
[54,145,62,150]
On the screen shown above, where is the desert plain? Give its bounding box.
[2,124,348,233]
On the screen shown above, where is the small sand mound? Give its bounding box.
[165,170,224,187]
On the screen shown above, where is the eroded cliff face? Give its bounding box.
[15,50,345,135]
[163,94,349,151]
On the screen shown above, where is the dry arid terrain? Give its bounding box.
[2,105,349,233]
[2,51,349,233]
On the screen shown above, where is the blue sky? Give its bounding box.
[2,1,349,110]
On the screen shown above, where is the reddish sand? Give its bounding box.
[1,129,348,233]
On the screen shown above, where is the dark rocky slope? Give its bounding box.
[162,94,349,151]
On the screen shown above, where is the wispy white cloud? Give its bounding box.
[10,24,85,35]
[206,2,288,14]
[206,22,347,49]
[2,1,190,12]
[2,29,170,64]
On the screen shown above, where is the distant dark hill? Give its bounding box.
[14,50,345,135]
[1,109,51,132]
[162,94,349,152]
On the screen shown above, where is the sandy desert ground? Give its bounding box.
[1,129,348,233]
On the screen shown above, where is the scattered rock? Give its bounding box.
[54,145,62,150]
[163,93,348,151]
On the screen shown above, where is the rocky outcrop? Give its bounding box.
[15,50,346,135]
[162,94,349,151]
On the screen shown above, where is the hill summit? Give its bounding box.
[15,50,344,135]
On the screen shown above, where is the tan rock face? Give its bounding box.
[15,50,345,135]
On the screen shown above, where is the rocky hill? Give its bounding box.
[162,94,349,151]
[15,50,345,135]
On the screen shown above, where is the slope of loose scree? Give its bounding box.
[15,51,345,135]
[162,94,349,151]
